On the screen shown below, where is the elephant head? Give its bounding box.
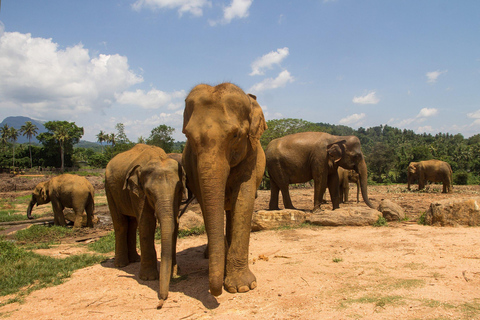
[331,136,374,208]
[27,181,50,219]
[407,162,419,190]
[182,83,267,296]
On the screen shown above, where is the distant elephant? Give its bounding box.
[407,160,453,193]
[105,144,185,309]
[27,174,95,228]
[182,83,267,297]
[338,167,360,203]
[266,132,374,211]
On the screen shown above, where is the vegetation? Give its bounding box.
[1,118,479,186]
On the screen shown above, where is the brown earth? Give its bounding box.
[1,173,480,319]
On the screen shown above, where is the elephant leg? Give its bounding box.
[280,185,296,210]
[52,201,66,226]
[127,216,140,263]
[139,210,158,281]
[327,174,340,210]
[72,207,84,228]
[86,199,94,228]
[268,181,281,210]
[224,184,256,294]
[344,185,349,203]
[313,177,327,212]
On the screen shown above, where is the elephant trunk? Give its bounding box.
[197,157,229,297]
[27,199,36,219]
[155,196,176,308]
[357,159,375,209]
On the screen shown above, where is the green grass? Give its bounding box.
[15,225,76,248]
[373,215,388,227]
[333,257,343,263]
[0,240,105,306]
[88,231,116,253]
[418,212,427,225]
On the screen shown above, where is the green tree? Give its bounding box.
[115,123,129,145]
[146,125,175,153]
[20,121,39,168]
[96,130,107,153]
[37,121,84,169]
[0,124,9,152]
[8,127,19,168]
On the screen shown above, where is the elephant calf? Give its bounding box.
[105,144,185,309]
[338,167,360,203]
[407,159,453,193]
[27,173,95,228]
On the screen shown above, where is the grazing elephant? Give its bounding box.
[338,167,360,203]
[266,132,374,211]
[105,144,185,309]
[182,83,267,297]
[27,174,94,228]
[407,160,453,193]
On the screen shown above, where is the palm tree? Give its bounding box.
[20,121,39,168]
[8,127,18,168]
[107,133,116,147]
[96,130,106,153]
[53,124,70,172]
[0,124,9,152]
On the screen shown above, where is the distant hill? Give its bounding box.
[0,116,47,144]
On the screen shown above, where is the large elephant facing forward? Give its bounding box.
[27,174,95,228]
[182,83,267,297]
[407,160,453,193]
[266,132,374,211]
[105,144,185,309]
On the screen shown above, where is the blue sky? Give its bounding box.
[0,0,479,142]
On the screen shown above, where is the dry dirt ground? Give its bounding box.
[1,174,480,319]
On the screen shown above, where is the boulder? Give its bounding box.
[377,199,406,221]
[64,209,99,227]
[307,207,382,226]
[252,209,308,231]
[179,210,204,230]
[426,198,480,226]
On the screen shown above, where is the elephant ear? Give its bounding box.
[123,165,144,198]
[40,186,48,202]
[247,94,267,148]
[327,140,347,163]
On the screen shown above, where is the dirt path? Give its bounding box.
[1,184,480,319]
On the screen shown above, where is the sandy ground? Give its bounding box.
[1,175,480,319]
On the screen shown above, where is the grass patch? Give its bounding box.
[418,212,427,225]
[0,240,105,305]
[333,257,343,263]
[341,295,405,309]
[15,225,76,245]
[88,231,116,253]
[178,225,206,238]
[461,299,480,319]
[373,215,388,227]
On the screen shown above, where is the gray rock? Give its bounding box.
[252,209,308,231]
[377,199,406,221]
[426,198,480,226]
[307,207,382,226]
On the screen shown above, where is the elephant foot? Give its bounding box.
[269,206,280,210]
[312,207,323,214]
[129,252,141,263]
[139,266,159,281]
[114,256,130,268]
[224,268,257,294]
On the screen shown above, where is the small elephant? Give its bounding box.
[407,160,453,193]
[182,83,267,297]
[338,167,360,203]
[27,174,95,228]
[105,144,185,309]
[266,132,374,212]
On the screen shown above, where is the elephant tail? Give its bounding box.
[179,194,196,218]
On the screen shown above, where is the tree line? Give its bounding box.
[1,118,479,185]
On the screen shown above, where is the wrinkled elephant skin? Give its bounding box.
[105,144,185,308]
[182,83,267,297]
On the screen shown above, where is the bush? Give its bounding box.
[454,171,469,185]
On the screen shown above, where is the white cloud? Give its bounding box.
[250,47,289,76]
[426,70,447,83]
[417,107,438,118]
[467,109,480,119]
[339,113,365,125]
[209,0,253,26]
[416,126,434,134]
[249,70,294,92]
[115,89,186,110]
[132,0,212,17]
[352,91,379,105]
[0,31,142,117]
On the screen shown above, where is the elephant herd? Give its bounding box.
[25,83,454,309]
